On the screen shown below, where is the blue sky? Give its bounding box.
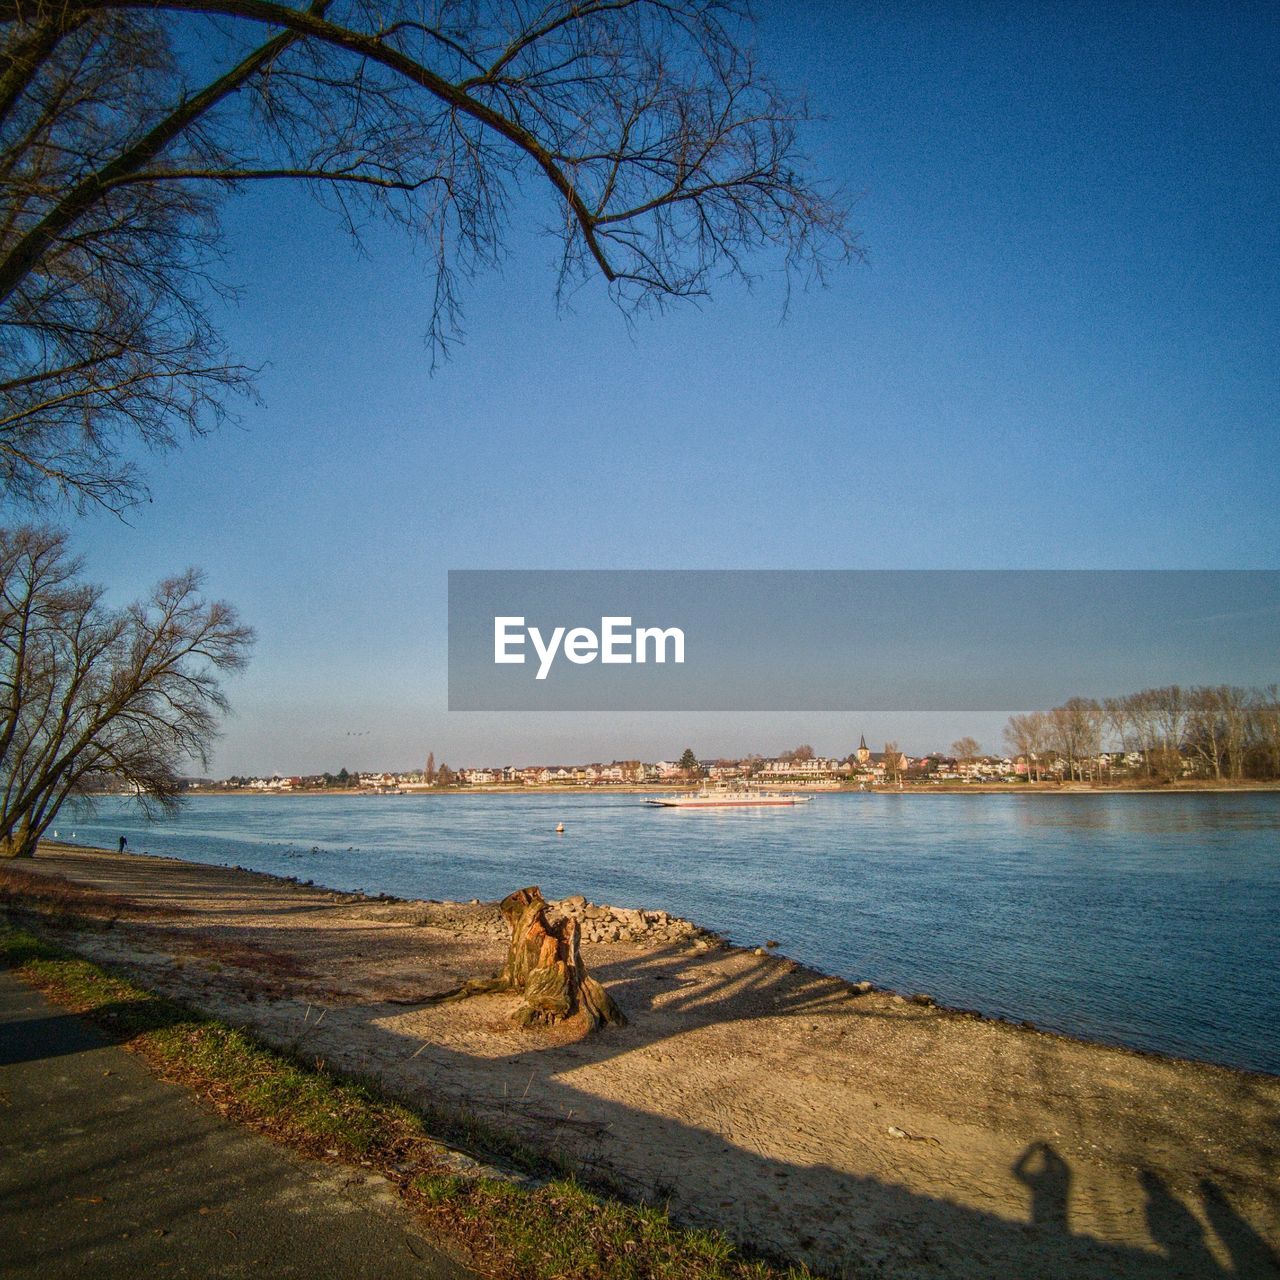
[68,1,1279,774]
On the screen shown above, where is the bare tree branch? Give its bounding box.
[2,1,858,510]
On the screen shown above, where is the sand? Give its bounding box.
[7,844,1278,1280]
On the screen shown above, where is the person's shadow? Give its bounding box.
[1200,1179,1280,1279]
[1141,1169,1225,1277]
[1012,1141,1071,1234]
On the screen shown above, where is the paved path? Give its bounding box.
[0,968,472,1279]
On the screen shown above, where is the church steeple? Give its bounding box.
[856,734,870,764]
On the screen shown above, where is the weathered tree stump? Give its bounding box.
[430,886,626,1030]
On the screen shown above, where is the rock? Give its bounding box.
[765,939,780,948]
[562,894,587,909]
[852,981,874,995]
[910,993,936,1007]
[753,947,767,957]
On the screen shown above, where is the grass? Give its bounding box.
[412,1173,773,1280]
[0,922,817,1280]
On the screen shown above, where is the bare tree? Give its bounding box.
[1251,686,1280,780]
[0,9,259,508]
[1046,697,1103,782]
[1004,710,1049,782]
[1,0,858,510]
[1017,686,1280,785]
[1186,686,1227,780]
[1106,688,1182,780]
[0,525,253,856]
[1214,686,1254,781]
[1186,685,1257,781]
[1145,685,1190,781]
[950,736,981,761]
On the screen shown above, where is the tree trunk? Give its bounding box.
[1,819,38,857]
[430,886,626,1031]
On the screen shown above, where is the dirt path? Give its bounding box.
[8,845,1279,1279]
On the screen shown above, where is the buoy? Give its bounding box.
[556,822,565,834]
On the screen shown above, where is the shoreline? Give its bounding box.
[38,839,1277,1082]
[4,842,1278,1277]
[47,844,1280,1085]
[163,779,1280,798]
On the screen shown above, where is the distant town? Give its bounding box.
[187,684,1280,793]
[191,749,1176,794]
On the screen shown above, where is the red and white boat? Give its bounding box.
[645,785,811,808]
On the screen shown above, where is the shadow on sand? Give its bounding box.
[10,857,1280,1280]
[302,937,1280,1280]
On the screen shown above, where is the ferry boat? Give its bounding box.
[645,784,811,809]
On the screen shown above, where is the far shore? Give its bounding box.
[3,841,1276,1279]
[175,778,1280,798]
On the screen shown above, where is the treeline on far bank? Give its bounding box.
[1004,685,1280,782]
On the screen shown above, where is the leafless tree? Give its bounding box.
[1250,686,1280,779]
[1004,709,1049,781]
[1105,688,1184,780]
[1214,686,1254,781]
[1,0,859,510]
[1187,686,1225,780]
[1144,685,1191,781]
[1186,685,1258,781]
[0,524,252,856]
[1014,685,1280,783]
[950,736,981,761]
[1045,697,1103,782]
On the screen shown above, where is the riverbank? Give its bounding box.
[2,842,1276,1279]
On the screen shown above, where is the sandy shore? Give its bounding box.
[6,844,1278,1279]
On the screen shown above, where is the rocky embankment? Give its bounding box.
[548,894,706,947]
[348,888,715,951]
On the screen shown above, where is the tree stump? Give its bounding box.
[431,886,626,1030]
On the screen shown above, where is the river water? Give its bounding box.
[60,790,1280,1075]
